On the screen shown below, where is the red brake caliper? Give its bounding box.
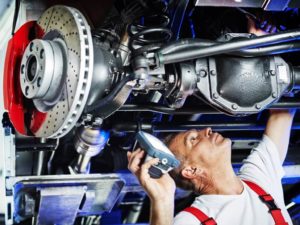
[3,21,46,136]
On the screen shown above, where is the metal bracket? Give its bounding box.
[3,123,16,225]
[6,174,125,224]
[37,186,86,225]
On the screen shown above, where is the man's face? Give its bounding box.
[169,128,232,170]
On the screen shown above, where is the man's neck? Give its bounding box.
[201,167,243,195]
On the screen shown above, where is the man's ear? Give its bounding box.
[181,166,203,180]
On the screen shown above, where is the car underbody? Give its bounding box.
[1,0,300,224]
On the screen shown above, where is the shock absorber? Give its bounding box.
[127,3,173,93]
[128,10,172,56]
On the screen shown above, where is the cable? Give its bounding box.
[11,0,21,35]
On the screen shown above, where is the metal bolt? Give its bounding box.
[210,70,216,76]
[272,92,277,98]
[93,117,103,126]
[200,69,207,77]
[231,104,238,110]
[255,104,261,109]
[270,70,276,76]
[212,93,218,99]
[83,114,92,122]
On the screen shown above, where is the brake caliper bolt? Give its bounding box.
[272,92,277,98]
[255,104,261,109]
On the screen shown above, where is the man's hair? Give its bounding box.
[163,133,195,192]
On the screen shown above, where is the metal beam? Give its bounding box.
[120,100,300,115]
[112,122,300,133]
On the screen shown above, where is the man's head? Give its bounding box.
[166,128,232,194]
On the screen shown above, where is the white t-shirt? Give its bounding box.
[173,135,293,225]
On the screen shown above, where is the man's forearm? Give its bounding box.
[265,109,296,163]
[150,199,174,225]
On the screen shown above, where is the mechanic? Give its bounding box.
[128,109,295,225]
[127,15,296,224]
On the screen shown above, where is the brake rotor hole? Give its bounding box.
[25,86,29,96]
[21,64,25,74]
[40,49,44,59]
[29,42,34,51]
[37,77,42,87]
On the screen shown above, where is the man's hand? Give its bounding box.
[265,109,296,163]
[127,148,176,202]
[127,148,176,225]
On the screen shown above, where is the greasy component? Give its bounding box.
[195,56,291,115]
[166,63,197,108]
[86,39,122,107]
[3,21,45,136]
[35,5,94,138]
[216,56,274,107]
[72,126,109,174]
[20,39,65,112]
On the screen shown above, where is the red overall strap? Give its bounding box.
[183,207,217,225]
[243,180,289,225]
[182,180,288,225]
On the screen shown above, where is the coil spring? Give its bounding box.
[128,13,172,56]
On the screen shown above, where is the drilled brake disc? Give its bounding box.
[30,5,94,138]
